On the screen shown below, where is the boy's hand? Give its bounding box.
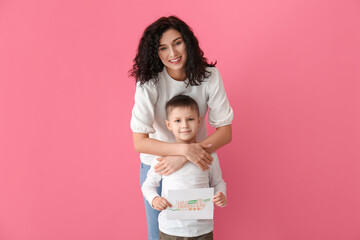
[212,192,227,207]
[152,196,172,211]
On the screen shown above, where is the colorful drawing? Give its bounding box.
[167,188,214,220]
[169,198,211,211]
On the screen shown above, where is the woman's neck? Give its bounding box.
[166,67,186,81]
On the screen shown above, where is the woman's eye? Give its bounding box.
[175,41,182,45]
[159,47,167,51]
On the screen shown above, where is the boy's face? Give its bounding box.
[165,107,201,144]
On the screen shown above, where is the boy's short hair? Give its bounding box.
[166,95,200,117]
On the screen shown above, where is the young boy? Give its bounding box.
[141,95,227,240]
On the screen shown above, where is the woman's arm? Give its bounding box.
[133,132,213,170]
[203,67,233,154]
[137,124,231,175]
[200,124,232,154]
[134,125,232,156]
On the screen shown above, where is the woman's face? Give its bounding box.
[158,28,187,80]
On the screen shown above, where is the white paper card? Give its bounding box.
[166,188,214,220]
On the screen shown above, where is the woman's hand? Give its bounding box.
[152,196,172,211]
[212,192,227,207]
[182,143,213,171]
[154,156,187,176]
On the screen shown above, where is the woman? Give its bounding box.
[130,16,233,240]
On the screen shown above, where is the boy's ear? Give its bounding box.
[165,120,172,131]
[198,116,202,126]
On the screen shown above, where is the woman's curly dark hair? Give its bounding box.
[129,16,216,86]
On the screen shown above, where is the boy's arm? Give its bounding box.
[141,162,163,207]
[209,153,227,207]
[141,162,172,210]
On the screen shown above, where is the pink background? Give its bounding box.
[1,0,360,239]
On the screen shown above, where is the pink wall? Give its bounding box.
[1,0,359,239]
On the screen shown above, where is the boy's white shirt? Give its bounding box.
[141,152,226,237]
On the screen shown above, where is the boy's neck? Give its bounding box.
[174,138,197,144]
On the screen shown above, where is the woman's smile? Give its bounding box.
[169,56,182,64]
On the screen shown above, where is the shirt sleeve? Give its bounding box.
[209,153,227,197]
[141,161,162,208]
[130,81,158,134]
[207,68,234,128]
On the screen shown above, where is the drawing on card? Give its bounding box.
[169,198,211,211]
[166,188,214,220]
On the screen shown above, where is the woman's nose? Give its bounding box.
[169,46,176,57]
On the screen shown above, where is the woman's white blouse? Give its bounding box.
[131,67,233,165]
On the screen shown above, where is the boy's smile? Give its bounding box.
[165,107,201,144]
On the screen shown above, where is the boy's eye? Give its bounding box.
[188,118,194,121]
[175,120,180,123]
